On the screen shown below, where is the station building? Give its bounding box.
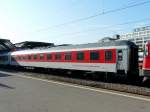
[0,39,15,52]
[14,41,54,50]
[120,26,150,52]
[119,26,150,62]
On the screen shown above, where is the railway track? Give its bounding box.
[0,67,150,97]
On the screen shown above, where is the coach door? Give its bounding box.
[117,49,128,73]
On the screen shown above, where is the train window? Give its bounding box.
[77,52,84,60]
[22,56,25,60]
[55,53,61,60]
[18,56,21,60]
[90,52,99,60]
[40,54,44,60]
[21,56,24,60]
[118,50,123,61]
[105,51,112,61]
[34,54,37,59]
[15,56,18,60]
[23,56,26,60]
[65,53,72,60]
[15,56,17,60]
[14,56,16,60]
[13,56,16,60]
[28,55,31,60]
[19,56,21,60]
[144,45,148,56]
[47,54,52,60]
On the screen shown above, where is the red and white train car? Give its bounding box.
[0,40,139,77]
[143,42,150,78]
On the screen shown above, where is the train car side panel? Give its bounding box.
[143,44,150,77]
[10,61,116,72]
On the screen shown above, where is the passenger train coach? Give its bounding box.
[0,40,139,78]
[143,42,150,79]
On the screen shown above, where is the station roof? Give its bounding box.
[14,41,54,50]
[0,39,15,52]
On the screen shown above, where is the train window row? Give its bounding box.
[11,51,113,61]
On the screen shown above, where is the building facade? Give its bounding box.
[119,26,150,62]
[120,26,150,52]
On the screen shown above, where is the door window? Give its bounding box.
[118,50,123,61]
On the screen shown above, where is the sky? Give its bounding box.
[0,0,150,44]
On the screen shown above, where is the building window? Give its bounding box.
[40,54,44,60]
[77,52,84,60]
[105,51,112,61]
[47,54,52,60]
[65,53,72,60]
[55,53,61,60]
[90,52,99,60]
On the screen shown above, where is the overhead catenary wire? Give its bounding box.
[51,18,150,38]
[54,24,150,43]
[35,0,150,32]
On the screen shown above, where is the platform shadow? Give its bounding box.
[0,73,12,77]
[0,83,15,89]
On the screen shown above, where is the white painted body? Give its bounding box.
[11,61,117,72]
